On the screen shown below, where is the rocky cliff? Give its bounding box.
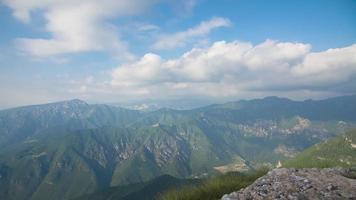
[221,168,356,200]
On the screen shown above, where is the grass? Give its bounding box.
[157,168,268,200]
[283,129,356,169]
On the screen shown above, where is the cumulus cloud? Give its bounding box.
[111,40,356,99]
[3,0,158,59]
[112,53,165,86]
[292,45,356,85]
[152,17,231,50]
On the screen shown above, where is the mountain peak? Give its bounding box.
[262,96,291,101]
[58,99,88,109]
[66,99,87,105]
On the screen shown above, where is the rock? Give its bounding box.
[221,168,356,200]
[327,184,337,191]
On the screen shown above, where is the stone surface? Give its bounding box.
[221,168,356,200]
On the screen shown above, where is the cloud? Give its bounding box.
[111,40,356,99]
[112,53,165,86]
[292,45,356,85]
[137,24,160,32]
[3,0,158,59]
[152,17,231,50]
[3,40,354,107]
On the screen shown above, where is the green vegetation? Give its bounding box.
[158,129,356,200]
[0,96,355,200]
[283,129,356,168]
[74,175,201,200]
[157,168,268,200]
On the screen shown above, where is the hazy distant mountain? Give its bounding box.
[0,95,355,200]
[113,98,219,111]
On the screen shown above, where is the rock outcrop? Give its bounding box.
[222,168,356,200]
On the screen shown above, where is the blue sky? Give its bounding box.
[0,0,356,108]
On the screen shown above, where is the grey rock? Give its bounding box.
[221,168,356,200]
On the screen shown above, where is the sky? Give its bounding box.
[0,0,356,108]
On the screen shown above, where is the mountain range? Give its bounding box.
[0,95,355,200]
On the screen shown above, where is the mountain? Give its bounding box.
[283,129,356,168]
[0,99,141,149]
[114,98,218,111]
[202,95,356,122]
[157,130,356,200]
[0,95,355,200]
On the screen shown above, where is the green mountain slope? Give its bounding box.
[0,99,141,149]
[0,119,351,200]
[74,174,200,200]
[283,129,356,168]
[157,169,268,200]
[0,95,355,200]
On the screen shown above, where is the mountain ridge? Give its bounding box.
[0,94,355,200]
[2,94,356,112]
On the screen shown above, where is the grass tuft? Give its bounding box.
[157,168,268,200]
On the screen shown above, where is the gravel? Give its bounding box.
[221,168,356,200]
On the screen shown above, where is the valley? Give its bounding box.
[0,95,355,200]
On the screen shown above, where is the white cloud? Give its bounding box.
[292,45,356,85]
[111,40,356,99]
[3,0,158,59]
[152,17,231,50]
[112,53,166,86]
[137,24,160,32]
